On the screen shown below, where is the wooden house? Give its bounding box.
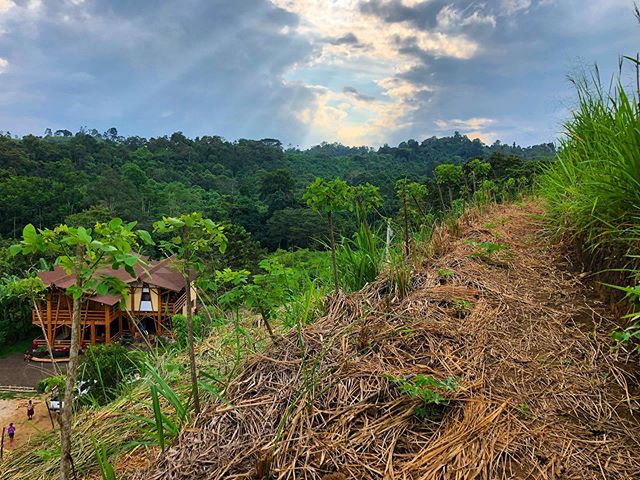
[32,257,193,350]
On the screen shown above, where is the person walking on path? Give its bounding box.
[7,423,15,447]
[27,400,35,420]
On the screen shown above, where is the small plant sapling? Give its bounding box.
[303,178,352,293]
[153,212,227,415]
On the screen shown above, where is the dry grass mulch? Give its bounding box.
[135,202,640,480]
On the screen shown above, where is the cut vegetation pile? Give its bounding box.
[137,202,640,480]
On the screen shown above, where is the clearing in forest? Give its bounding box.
[135,201,640,479]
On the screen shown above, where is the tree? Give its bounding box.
[434,163,463,206]
[303,178,352,292]
[259,168,296,213]
[11,219,152,480]
[466,158,491,194]
[244,258,294,339]
[153,212,227,415]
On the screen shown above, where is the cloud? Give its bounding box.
[0,0,637,148]
[0,0,13,13]
[501,0,532,15]
[330,32,360,45]
[343,86,376,102]
[435,118,495,131]
[0,0,318,141]
[434,117,497,143]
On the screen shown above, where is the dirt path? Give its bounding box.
[0,396,55,452]
[64,201,631,479]
[0,353,56,388]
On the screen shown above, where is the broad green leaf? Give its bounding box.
[137,229,155,245]
[23,224,37,243]
[108,218,123,230]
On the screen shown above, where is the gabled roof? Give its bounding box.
[37,256,187,305]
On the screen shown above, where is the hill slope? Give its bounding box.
[136,201,640,480]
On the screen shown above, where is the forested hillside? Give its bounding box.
[0,130,553,253]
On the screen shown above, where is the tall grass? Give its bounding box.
[336,223,384,292]
[539,75,640,251]
[539,68,640,345]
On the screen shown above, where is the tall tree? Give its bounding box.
[153,212,227,414]
[434,163,463,206]
[11,219,152,480]
[466,158,491,194]
[303,178,352,293]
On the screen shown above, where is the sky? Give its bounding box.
[0,0,638,148]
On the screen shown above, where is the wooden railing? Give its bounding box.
[35,310,107,325]
[172,291,187,312]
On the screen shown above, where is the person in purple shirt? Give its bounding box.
[7,422,15,447]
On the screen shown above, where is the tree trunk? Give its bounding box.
[448,185,454,206]
[185,273,200,415]
[33,300,60,374]
[472,172,477,195]
[436,183,445,210]
[402,183,410,258]
[328,212,339,293]
[60,243,84,480]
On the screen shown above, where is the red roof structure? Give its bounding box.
[37,256,186,305]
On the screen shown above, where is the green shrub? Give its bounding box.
[171,314,204,350]
[78,344,143,405]
[539,75,640,251]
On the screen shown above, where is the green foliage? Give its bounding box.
[303,177,352,214]
[11,219,153,307]
[539,75,640,251]
[153,212,227,274]
[609,281,640,351]
[128,361,191,449]
[437,268,455,279]
[434,164,463,187]
[337,223,384,292]
[36,375,66,395]
[79,344,143,405]
[538,62,640,343]
[466,240,510,259]
[517,402,531,420]
[172,314,205,349]
[90,437,116,480]
[452,298,473,313]
[387,249,413,300]
[0,275,39,347]
[244,259,294,320]
[387,374,459,410]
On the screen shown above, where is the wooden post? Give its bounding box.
[46,294,52,346]
[105,306,111,344]
[157,289,162,336]
[130,286,136,338]
[90,310,96,345]
[118,310,123,337]
[46,403,55,429]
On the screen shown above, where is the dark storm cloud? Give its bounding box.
[343,86,376,102]
[360,0,640,146]
[0,0,638,147]
[360,0,444,28]
[0,0,316,142]
[330,33,360,45]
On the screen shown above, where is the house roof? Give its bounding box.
[37,256,187,305]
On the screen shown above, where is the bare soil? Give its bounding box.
[0,397,55,452]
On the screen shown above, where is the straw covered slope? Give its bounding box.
[136,201,640,480]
